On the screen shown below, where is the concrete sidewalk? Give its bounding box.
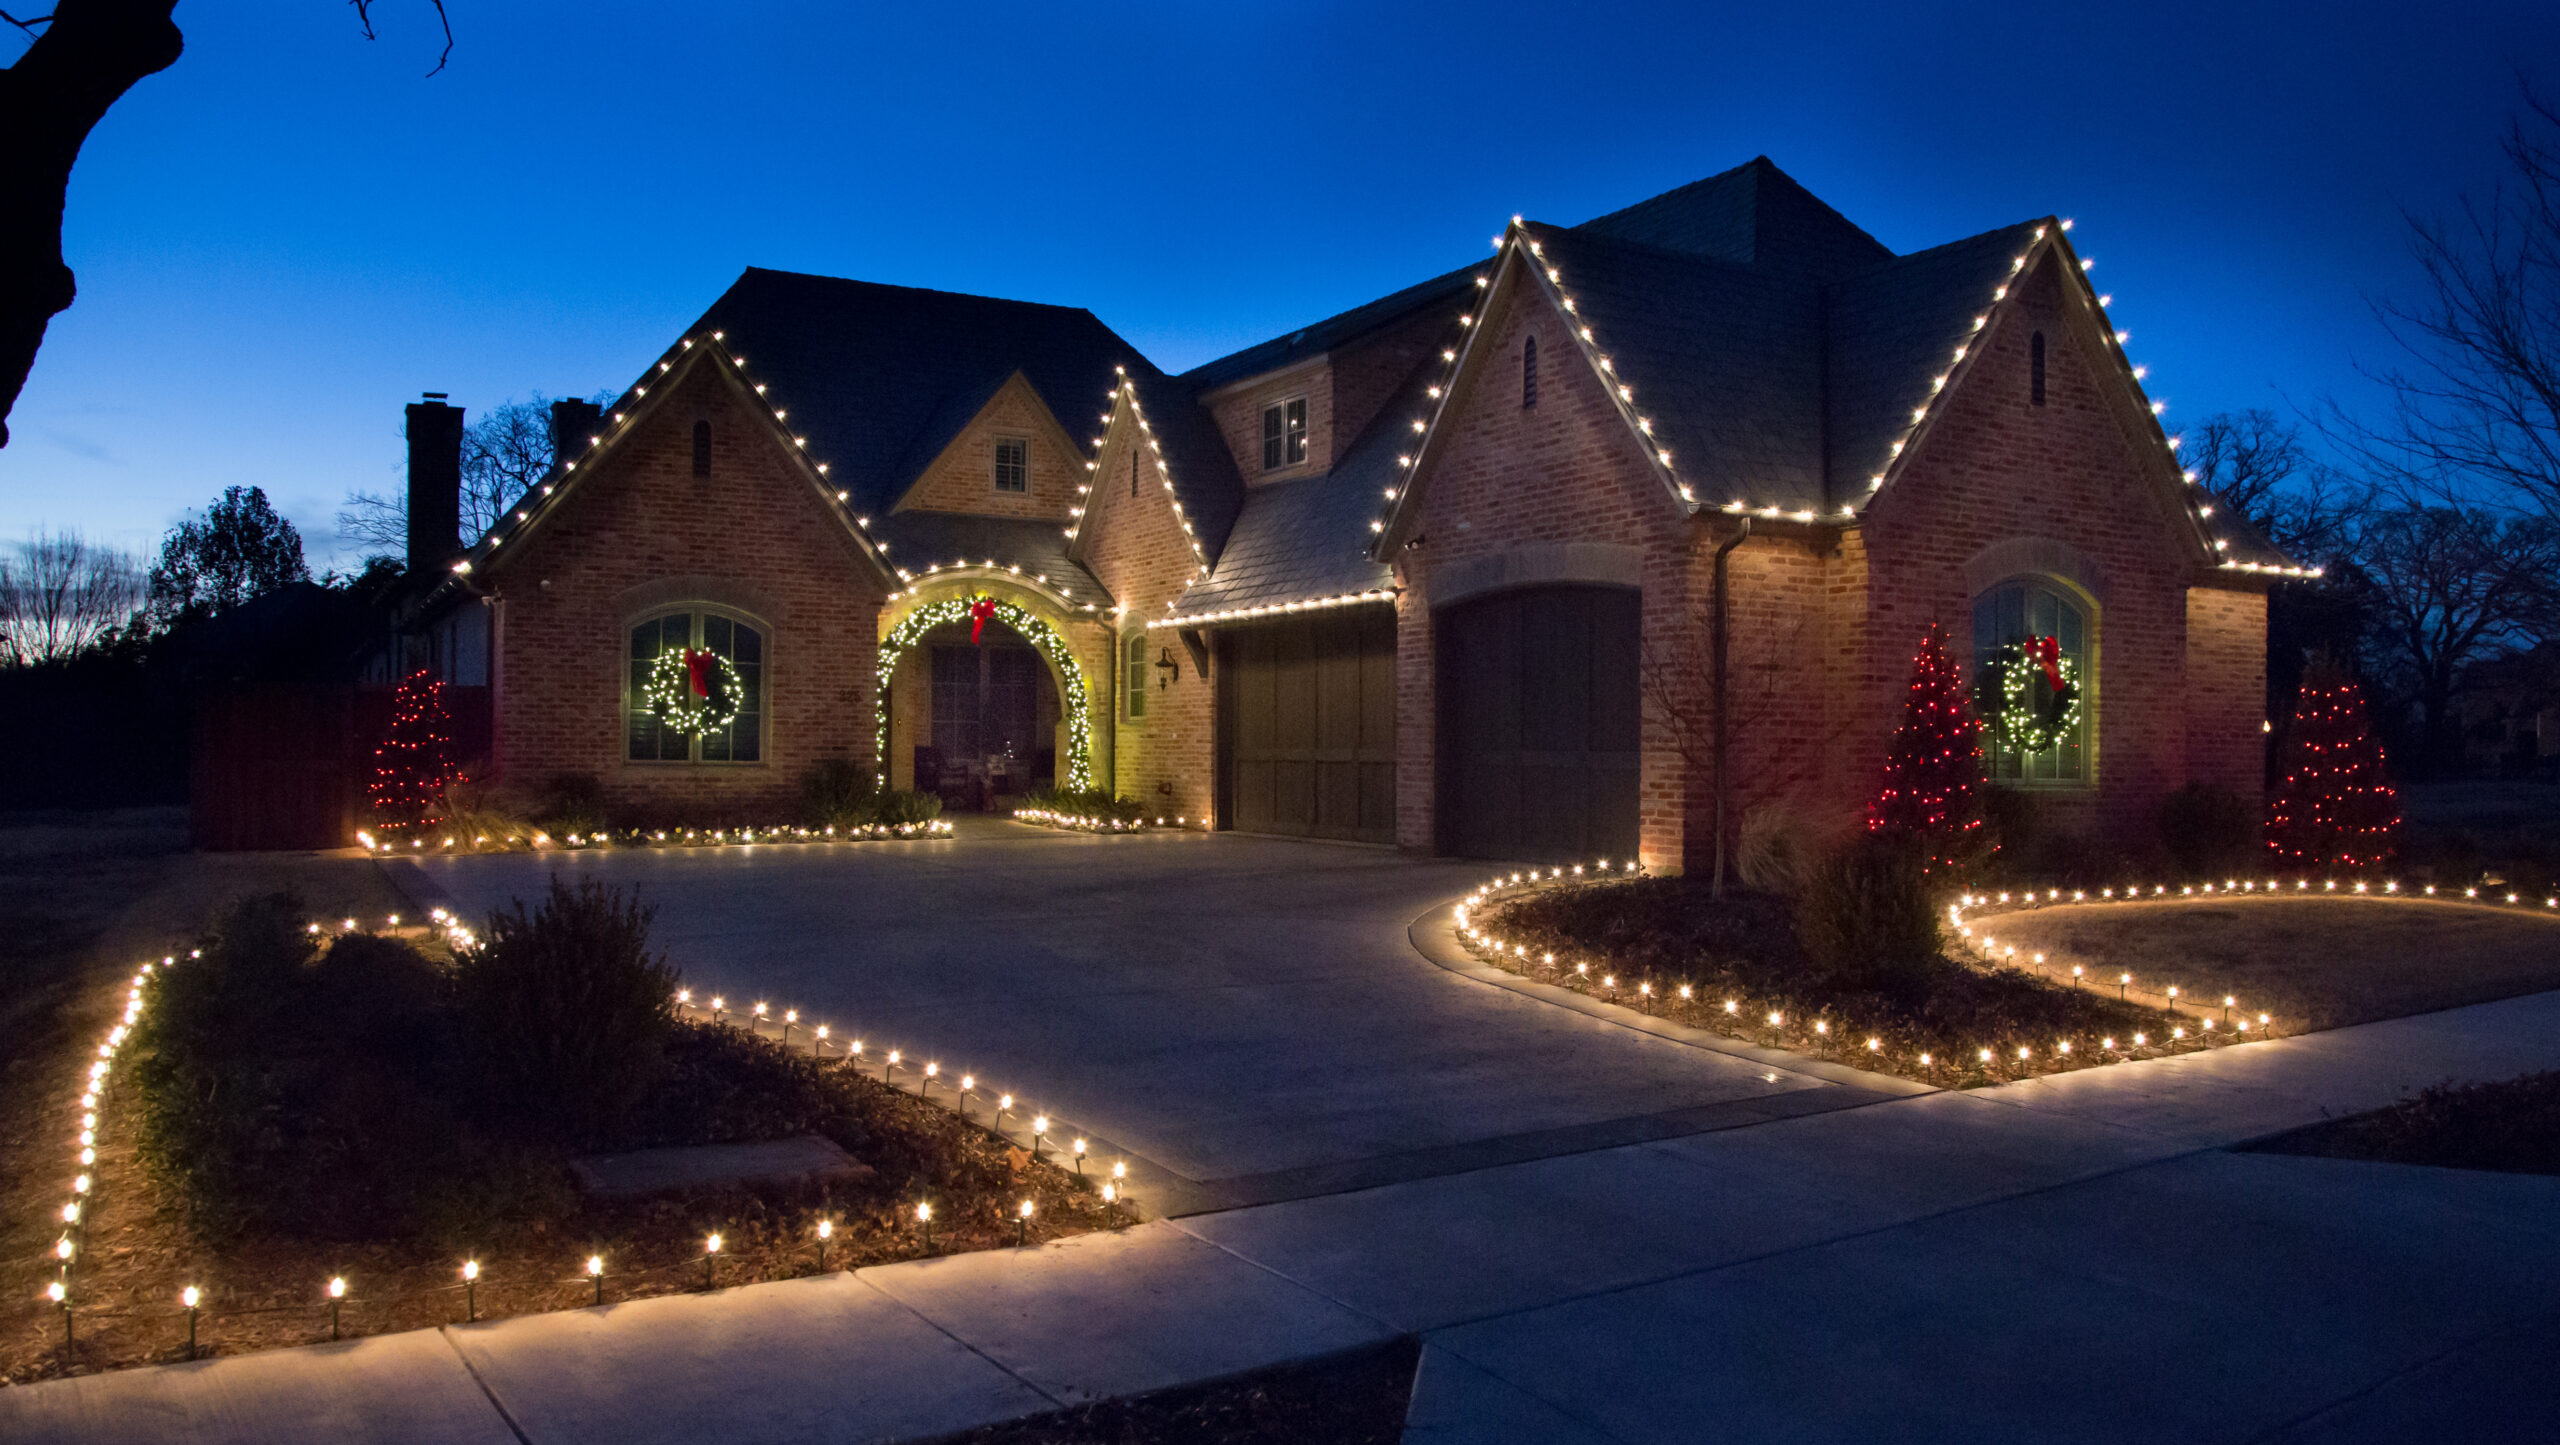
[8,976,2558,1442]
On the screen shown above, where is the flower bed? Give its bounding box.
[358,818,955,854]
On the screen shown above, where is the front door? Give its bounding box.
[931,643,1043,805]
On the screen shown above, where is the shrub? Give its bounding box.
[1793,836,1945,995]
[1020,785,1143,823]
[799,757,878,828]
[2158,782,2257,879]
[441,778,535,848]
[533,771,610,835]
[1736,801,1818,897]
[873,788,944,827]
[453,878,681,1143]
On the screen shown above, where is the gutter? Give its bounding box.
[1711,515,1752,898]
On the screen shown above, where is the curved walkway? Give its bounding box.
[8,829,2559,1443]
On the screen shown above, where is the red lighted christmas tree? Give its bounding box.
[1867,622,1986,867]
[2265,659,2399,873]
[370,668,463,837]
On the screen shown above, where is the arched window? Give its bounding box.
[2030,332,2046,408]
[1523,335,1539,409]
[692,420,713,477]
[1972,578,2089,783]
[1124,631,1148,720]
[628,609,764,763]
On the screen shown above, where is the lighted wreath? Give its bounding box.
[644,647,744,736]
[877,594,1094,791]
[1991,637,2081,754]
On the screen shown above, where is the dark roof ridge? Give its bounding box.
[730,264,1108,320]
[1177,261,1482,393]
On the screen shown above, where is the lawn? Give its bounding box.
[1969,895,2560,1031]
[5,834,1112,1383]
[2252,1071,2560,1175]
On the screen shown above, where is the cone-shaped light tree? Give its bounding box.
[2266,658,2399,873]
[1867,622,1987,868]
[370,668,463,837]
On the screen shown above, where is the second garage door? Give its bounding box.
[1436,585,1642,862]
[1217,608,1398,843]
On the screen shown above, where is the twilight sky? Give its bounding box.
[1,0,2552,568]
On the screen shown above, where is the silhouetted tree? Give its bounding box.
[0,2,450,448]
[339,392,610,560]
[0,528,143,663]
[147,485,310,623]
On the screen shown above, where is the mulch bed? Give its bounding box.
[1468,875,2224,1085]
[926,1337,1421,1445]
[2250,1071,2560,1176]
[7,991,1118,1385]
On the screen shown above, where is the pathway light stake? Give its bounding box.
[328,1276,346,1340]
[885,1049,900,1083]
[1072,1137,1087,1174]
[710,996,726,1025]
[917,1202,934,1254]
[813,1025,828,1058]
[183,1286,200,1358]
[2118,973,2130,1001]
[959,1075,975,1120]
[922,1062,940,1099]
[781,1009,796,1047]
[704,1233,722,1290]
[1100,1183,1119,1226]
[997,1093,1015,1130]
[463,1260,479,1322]
[588,1255,605,1305]
[815,1220,832,1273]
[1017,1200,1035,1247]
[752,1002,769,1034]
[1032,1115,1048,1161]
[48,1280,69,1351]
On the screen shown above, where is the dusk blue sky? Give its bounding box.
[1,1,2552,567]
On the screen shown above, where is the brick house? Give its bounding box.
[389,158,2297,869]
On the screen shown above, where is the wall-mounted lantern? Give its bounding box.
[1154,647,1181,690]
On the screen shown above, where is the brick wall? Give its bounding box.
[1078,405,1215,817]
[1392,294,1702,870]
[484,355,889,819]
[896,376,1088,522]
[2185,586,2268,801]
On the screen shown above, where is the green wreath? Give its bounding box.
[644,647,744,736]
[1991,640,2081,754]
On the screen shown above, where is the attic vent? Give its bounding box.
[693,419,712,477]
[2030,332,2046,408]
[1523,335,1538,410]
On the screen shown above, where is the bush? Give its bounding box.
[799,757,878,829]
[873,788,944,827]
[1020,785,1143,823]
[2158,782,2257,879]
[1793,836,1945,995]
[440,778,534,848]
[533,771,610,835]
[453,878,681,1143]
[1736,801,1819,897]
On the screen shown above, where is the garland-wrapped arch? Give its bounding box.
[877,595,1094,792]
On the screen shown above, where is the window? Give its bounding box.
[1260,397,1308,470]
[1523,335,1539,409]
[993,436,1029,493]
[1124,632,1148,720]
[2030,332,2046,407]
[692,420,712,477]
[1971,578,2089,783]
[628,610,764,764]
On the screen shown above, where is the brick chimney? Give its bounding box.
[405,393,464,579]
[550,397,602,473]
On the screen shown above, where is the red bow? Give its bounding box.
[684,648,713,699]
[2028,635,2065,691]
[969,597,998,646]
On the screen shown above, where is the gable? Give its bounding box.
[891,372,1090,521]
[1076,379,1213,627]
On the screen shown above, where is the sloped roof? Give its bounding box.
[866,511,1108,612]
[1575,156,1894,283]
[1519,221,1829,513]
[1825,220,2048,507]
[1178,264,1481,396]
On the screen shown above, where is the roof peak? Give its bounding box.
[1573,157,1894,281]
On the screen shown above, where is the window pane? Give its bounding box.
[1285,398,1308,464]
[1126,634,1147,719]
[994,437,1028,492]
[1261,406,1283,470]
[630,616,680,761]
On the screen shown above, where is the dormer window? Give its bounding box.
[1261,398,1307,471]
[993,436,1029,493]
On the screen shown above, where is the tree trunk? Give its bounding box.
[0,0,183,448]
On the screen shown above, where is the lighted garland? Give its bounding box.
[1991,643,2080,755]
[643,647,744,737]
[877,596,1093,791]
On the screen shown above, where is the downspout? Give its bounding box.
[1711,517,1752,898]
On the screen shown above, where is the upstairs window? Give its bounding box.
[993,436,1029,493]
[1523,335,1539,409]
[692,420,712,477]
[628,610,764,764]
[2030,332,2047,407]
[1261,397,1308,470]
[1124,631,1148,720]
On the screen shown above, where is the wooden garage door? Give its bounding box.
[1217,608,1397,842]
[1437,586,1641,862]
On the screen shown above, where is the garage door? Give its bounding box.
[1217,608,1397,842]
[1437,586,1641,862]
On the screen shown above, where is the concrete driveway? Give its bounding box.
[404,821,1872,1208]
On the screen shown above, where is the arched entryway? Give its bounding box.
[1435,584,1642,861]
[879,592,1096,807]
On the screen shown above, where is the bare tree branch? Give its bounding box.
[0,528,143,663]
[349,0,453,78]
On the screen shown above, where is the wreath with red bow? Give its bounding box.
[642,646,745,736]
[1990,635,2081,754]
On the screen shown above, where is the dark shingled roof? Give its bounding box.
[1576,156,1894,283]
[682,268,1242,554]
[866,511,1108,612]
[1178,264,1481,396]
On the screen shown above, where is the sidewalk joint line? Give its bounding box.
[437,1327,536,1445]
